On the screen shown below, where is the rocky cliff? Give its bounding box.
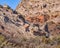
[16,0,60,37]
[16,0,60,17]
[0,0,60,48]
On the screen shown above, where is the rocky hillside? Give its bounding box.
[0,0,60,48]
[16,0,60,37]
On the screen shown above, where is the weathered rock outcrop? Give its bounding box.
[16,0,60,17]
[0,5,34,44]
[16,0,60,37]
[0,0,60,46]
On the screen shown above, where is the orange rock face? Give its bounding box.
[26,16,45,24]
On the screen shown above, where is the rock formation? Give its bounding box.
[0,0,60,47]
[16,0,60,17]
[16,0,60,37]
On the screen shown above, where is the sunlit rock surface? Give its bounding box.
[0,0,60,48]
[16,0,60,36]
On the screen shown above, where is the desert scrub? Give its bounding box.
[16,36,42,48]
[44,38,54,45]
[56,45,60,48]
[6,6,11,9]
[56,36,60,45]
[0,34,20,48]
[41,36,56,46]
[0,35,5,44]
[57,38,60,44]
[41,36,46,43]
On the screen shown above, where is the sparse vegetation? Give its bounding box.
[0,0,60,48]
[7,6,11,9]
[0,34,60,48]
